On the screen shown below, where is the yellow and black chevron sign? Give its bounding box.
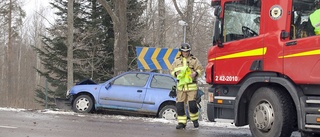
[136,47,180,70]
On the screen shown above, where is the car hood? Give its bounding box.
[76,79,97,85]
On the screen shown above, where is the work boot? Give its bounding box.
[193,120,199,128]
[176,123,186,129]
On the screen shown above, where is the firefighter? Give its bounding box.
[170,43,204,129]
[306,1,320,36]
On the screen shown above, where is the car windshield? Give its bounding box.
[113,73,149,87]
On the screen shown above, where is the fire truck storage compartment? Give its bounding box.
[213,98,235,120]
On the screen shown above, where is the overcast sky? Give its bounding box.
[23,0,51,15]
[22,0,55,27]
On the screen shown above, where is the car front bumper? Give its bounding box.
[55,96,73,111]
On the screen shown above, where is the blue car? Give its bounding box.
[66,71,177,119]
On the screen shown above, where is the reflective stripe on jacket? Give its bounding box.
[170,55,204,91]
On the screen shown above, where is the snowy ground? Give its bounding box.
[1,107,304,137]
[0,107,248,129]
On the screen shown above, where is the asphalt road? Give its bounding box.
[0,110,301,137]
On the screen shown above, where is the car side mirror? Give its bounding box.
[105,83,112,90]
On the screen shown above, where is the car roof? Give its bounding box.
[123,70,172,77]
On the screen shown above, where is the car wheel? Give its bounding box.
[159,105,177,120]
[72,95,94,113]
[248,87,295,137]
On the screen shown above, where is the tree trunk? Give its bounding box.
[7,0,13,106]
[186,0,194,44]
[148,0,156,47]
[113,0,128,75]
[98,0,128,75]
[172,0,194,44]
[158,0,165,48]
[67,0,74,89]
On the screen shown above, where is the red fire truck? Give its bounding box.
[206,0,320,136]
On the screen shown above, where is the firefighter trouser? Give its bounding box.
[176,90,199,124]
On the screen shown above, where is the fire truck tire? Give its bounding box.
[248,87,295,137]
[72,94,94,113]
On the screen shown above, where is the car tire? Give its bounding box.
[159,105,177,120]
[248,87,295,137]
[72,95,94,113]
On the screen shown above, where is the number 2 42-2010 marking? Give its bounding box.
[215,76,239,82]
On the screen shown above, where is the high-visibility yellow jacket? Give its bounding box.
[170,55,204,91]
[176,66,193,87]
[310,9,320,35]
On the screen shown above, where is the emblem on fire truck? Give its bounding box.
[270,5,282,20]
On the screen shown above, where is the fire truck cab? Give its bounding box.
[206,0,320,136]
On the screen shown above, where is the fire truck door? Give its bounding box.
[283,1,320,84]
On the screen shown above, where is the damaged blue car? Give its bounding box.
[65,71,177,119]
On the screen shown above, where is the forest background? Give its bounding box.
[0,0,214,109]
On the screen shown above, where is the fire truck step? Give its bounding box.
[305,107,320,114]
[305,124,320,129]
[306,97,320,104]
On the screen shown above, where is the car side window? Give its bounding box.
[113,73,149,87]
[150,75,176,90]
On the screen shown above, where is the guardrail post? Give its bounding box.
[45,79,48,109]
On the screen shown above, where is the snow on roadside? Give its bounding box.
[0,107,26,112]
[0,107,248,129]
[147,118,249,129]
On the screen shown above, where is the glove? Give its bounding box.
[169,86,177,98]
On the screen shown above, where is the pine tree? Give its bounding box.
[33,0,146,108]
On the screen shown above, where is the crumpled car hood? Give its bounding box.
[76,79,97,85]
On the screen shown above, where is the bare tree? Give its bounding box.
[0,0,47,108]
[22,1,51,109]
[172,0,194,44]
[139,0,156,47]
[67,0,74,89]
[30,10,47,89]
[7,0,13,106]
[0,0,26,107]
[148,0,156,47]
[97,0,128,75]
[158,0,165,47]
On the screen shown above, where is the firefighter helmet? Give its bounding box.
[179,43,191,52]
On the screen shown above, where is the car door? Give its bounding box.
[98,73,149,109]
[142,74,176,110]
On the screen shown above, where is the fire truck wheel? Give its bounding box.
[248,87,295,137]
[72,94,94,113]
